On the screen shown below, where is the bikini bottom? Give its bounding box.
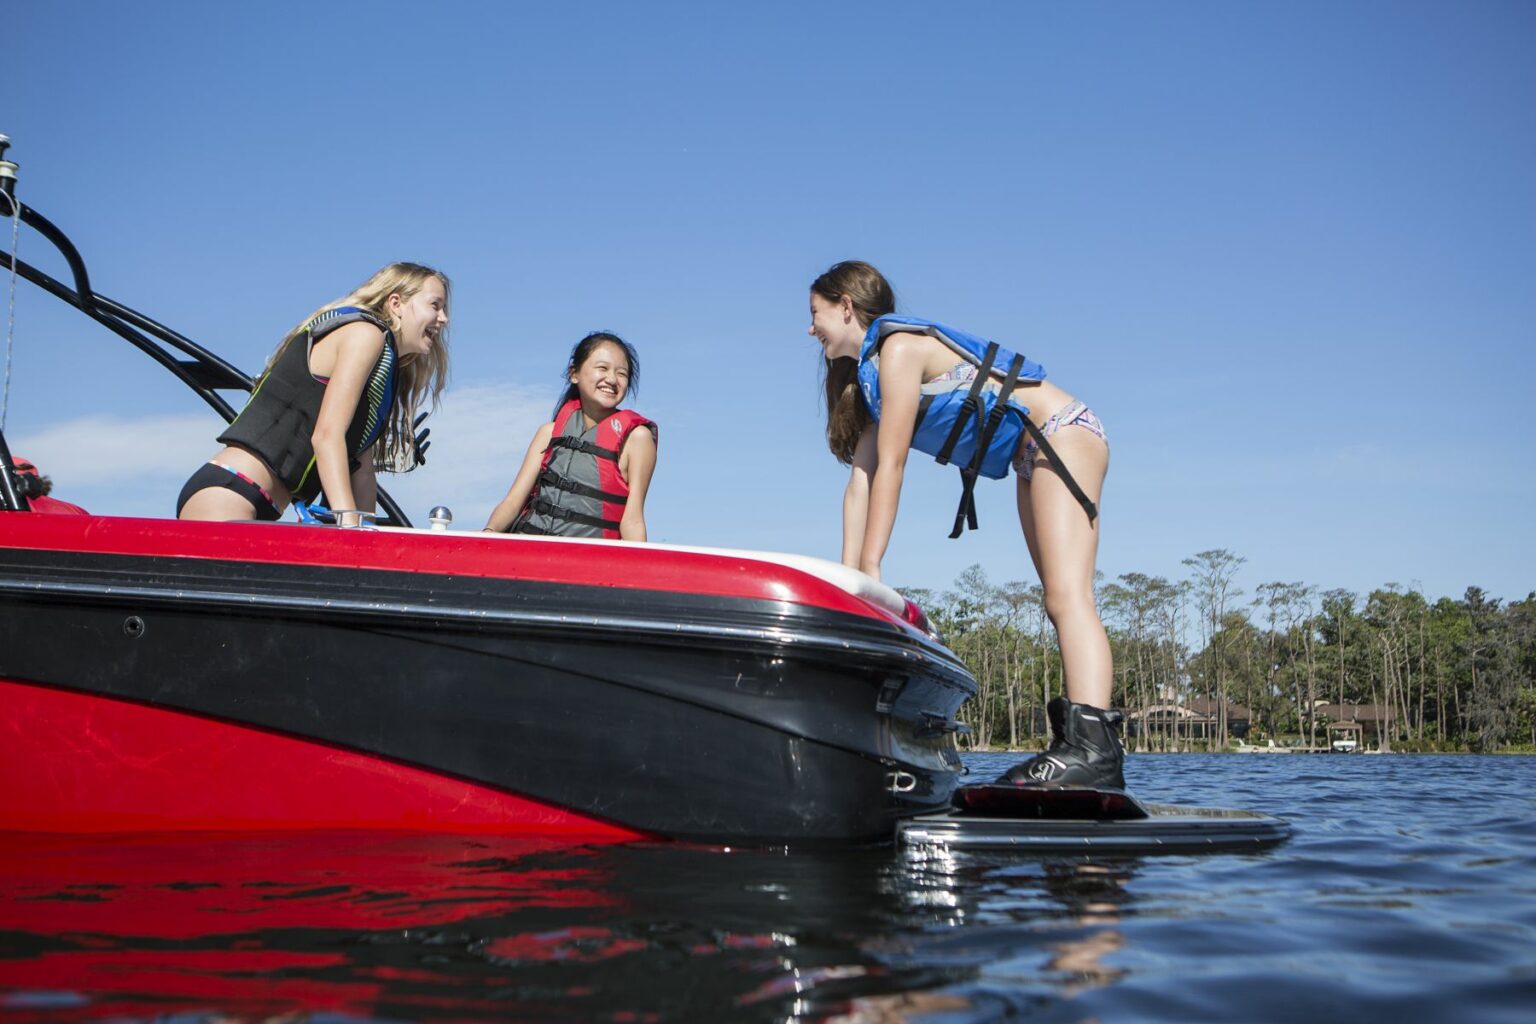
[176,462,283,521]
[1014,401,1108,481]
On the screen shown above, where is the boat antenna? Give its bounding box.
[0,133,18,432]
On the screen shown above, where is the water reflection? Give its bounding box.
[0,830,1156,1022]
[10,755,1531,1022]
[1039,863,1130,993]
[849,845,1139,1019]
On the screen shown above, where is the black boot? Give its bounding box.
[1000,697,1126,790]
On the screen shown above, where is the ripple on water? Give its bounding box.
[1038,970,1536,1024]
[1,754,1533,1022]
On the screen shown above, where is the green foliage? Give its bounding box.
[907,558,1535,752]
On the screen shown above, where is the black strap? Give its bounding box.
[948,473,980,540]
[949,352,1026,539]
[545,435,619,461]
[943,355,1097,535]
[1018,417,1099,524]
[527,495,621,532]
[536,467,629,505]
[935,342,998,467]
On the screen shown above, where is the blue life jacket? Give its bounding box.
[857,315,1095,536]
[858,315,1045,481]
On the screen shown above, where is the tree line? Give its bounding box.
[900,549,1536,753]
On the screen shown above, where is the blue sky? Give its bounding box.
[5,0,1533,605]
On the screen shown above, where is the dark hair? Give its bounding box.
[810,261,895,464]
[16,473,51,498]
[556,331,640,416]
[8,457,53,498]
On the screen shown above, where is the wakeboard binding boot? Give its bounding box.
[1000,697,1127,790]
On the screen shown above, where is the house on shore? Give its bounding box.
[1126,697,1252,743]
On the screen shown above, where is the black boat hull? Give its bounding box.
[0,524,975,844]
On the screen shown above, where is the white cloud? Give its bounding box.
[366,380,554,526]
[11,413,215,488]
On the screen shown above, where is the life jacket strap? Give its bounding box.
[949,350,1024,538]
[527,495,622,533]
[948,473,978,540]
[536,467,629,505]
[934,341,999,468]
[942,349,1099,536]
[1018,417,1099,525]
[545,435,620,461]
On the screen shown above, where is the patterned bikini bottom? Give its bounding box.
[1013,400,1108,481]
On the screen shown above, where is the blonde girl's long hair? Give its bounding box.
[810,260,895,464]
[262,262,451,472]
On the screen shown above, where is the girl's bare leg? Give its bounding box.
[1016,428,1111,708]
[178,486,260,522]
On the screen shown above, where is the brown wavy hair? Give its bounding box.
[811,261,895,464]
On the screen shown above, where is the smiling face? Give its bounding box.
[388,276,449,359]
[570,341,631,414]
[808,290,864,360]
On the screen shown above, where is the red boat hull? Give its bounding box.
[1,679,642,838]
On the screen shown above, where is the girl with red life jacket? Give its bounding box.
[484,332,657,541]
[809,261,1122,791]
[177,263,450,528]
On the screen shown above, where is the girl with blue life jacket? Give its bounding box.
[809,260,1125,791]
[177,263,450,528]
[483,332,657,541]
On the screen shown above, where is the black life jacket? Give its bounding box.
[218,307,397,503]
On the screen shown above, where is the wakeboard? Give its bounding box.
[899,783,1292,853]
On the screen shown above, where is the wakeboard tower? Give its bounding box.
[899,783,1293,853]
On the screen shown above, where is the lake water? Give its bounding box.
[2,753,1532,1022]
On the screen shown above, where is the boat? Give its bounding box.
[0,140,1290,853]
[0,515,974,843]
[0,139,975,845]
[1328,721,1362,753]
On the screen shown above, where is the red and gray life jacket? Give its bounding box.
[513,399,657,539]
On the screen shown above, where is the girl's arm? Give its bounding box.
[617,426,657,542]
[842,426,876,568]
[858,333,925,580]
[484,423,555,532]
[310,322,387,528]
